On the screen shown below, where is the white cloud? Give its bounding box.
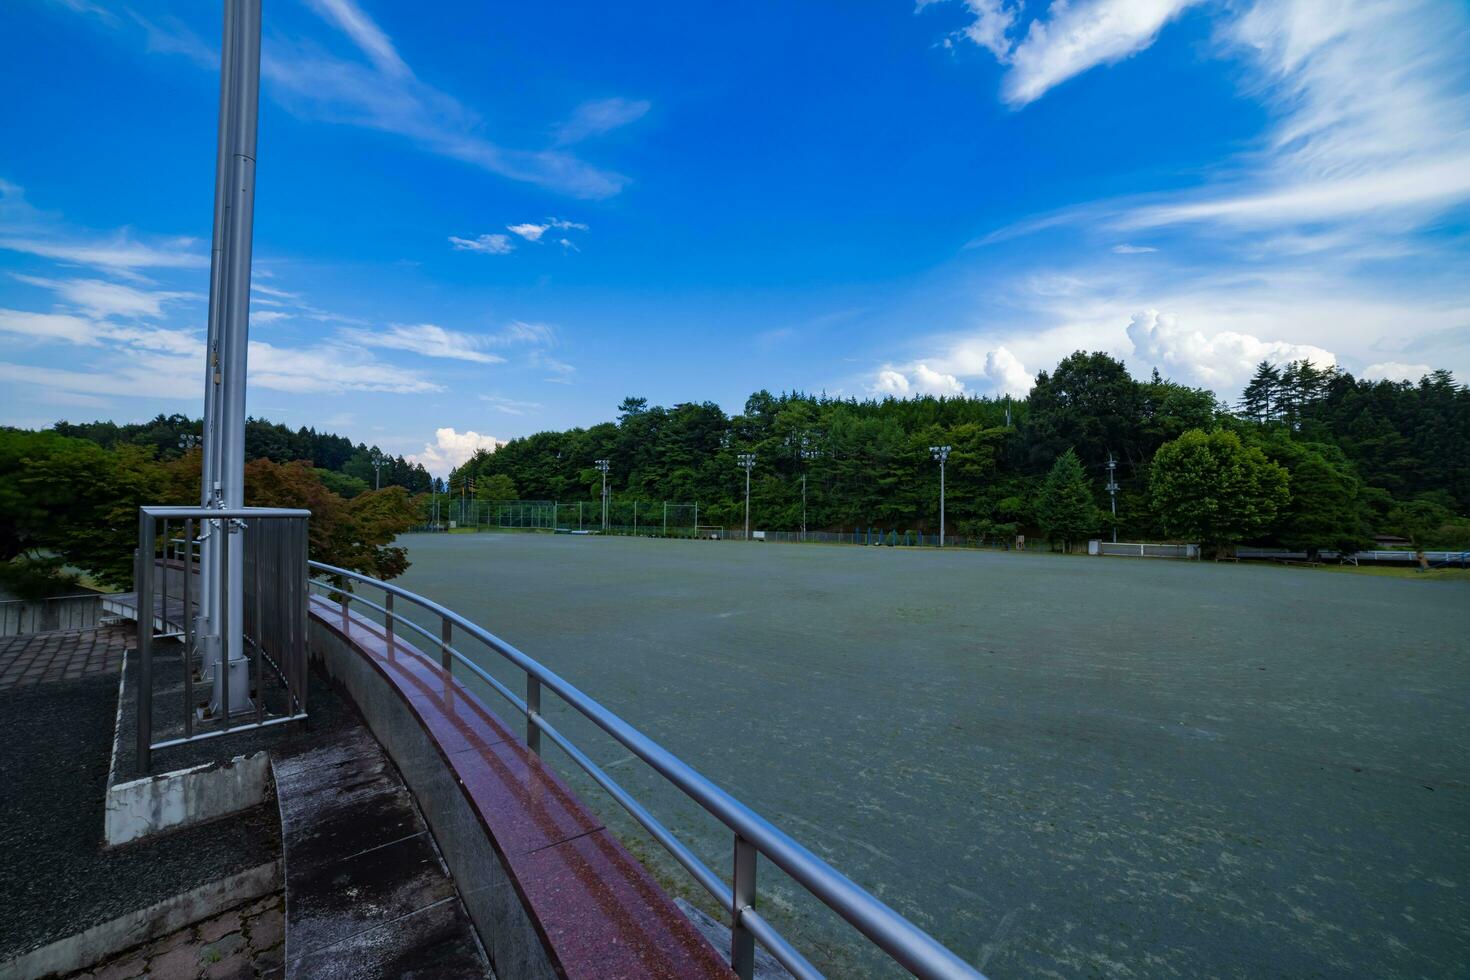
[0,308,98,344]
[506,218,588,243]
[12,274,196,319]
[981,347,1035,396]
[873,368,911,396]
[493,321,558,347]
[250,311,292,325]
[449,233,514,255]
[303,0,410,79]
[554,97,651,145]
[932,0,1198,105]
[340,323,507,364]
[247,341,442,394]
[1125,308,1335,391]
[409,427,504,477]
[870,363,966,397]
[1005,0,1198,106]
[1361,361,1434,383]
[479,394,543,416]
[1111,243,1156,254]
[0,233,207,275]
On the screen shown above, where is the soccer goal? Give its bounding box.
[695,525,726,540]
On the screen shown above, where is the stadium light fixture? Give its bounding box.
[595,459,611,530]
[800,441,818,541]
[929,445,950,546]
[1105,453,1120,543]
[737,453,756,540]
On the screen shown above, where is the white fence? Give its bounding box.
[1089,540,1200,559]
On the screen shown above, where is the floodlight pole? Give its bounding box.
[930,445,950,546]
[737,453,756,540]
[196,0,261,718]
[800,443,818,543]
[371,451,386,490]
[1105,453,1120,543]
[595,459,610,531]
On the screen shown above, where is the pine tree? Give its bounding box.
[1239,361,1280,424]
[1035,449,1098,552]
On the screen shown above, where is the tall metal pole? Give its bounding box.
[595,459,610,530]
[202,0,261,717]
[1106,453,1119,543]
[930,445,950,547]
[196,0,238,697]
[737,453,755,540]
[801,473,807,541]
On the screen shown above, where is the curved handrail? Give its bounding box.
[308,559,984,980]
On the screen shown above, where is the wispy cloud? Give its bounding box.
[449,233,514,255]
[303,0,410,79]
[0,308,98,345]
[259,3,630,198]
[928,0,1198,106]
[1111,243,1157,254]
[340,323,507,364]
[554,97,651,145]
[507,218,588,243]
[12,274,198,318]
[0,232,207,276]
[479,394,543,416]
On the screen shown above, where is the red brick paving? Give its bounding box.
[0,625,131,690]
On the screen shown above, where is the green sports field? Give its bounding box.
[386,532,1469,978]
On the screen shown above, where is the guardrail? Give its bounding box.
[135,506,310,772]
[0,593,104,637]
[307,559,984,980]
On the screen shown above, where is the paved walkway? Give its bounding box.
[65,892,285,980]
[0,625,130,689]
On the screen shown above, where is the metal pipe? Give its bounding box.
[136,518,153,773]
[732,835,757,979]
[525,675,541,756]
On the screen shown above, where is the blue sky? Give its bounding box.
[2,0,1467,475]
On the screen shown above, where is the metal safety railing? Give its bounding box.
[135,506,310,771]
[307,560,984,980]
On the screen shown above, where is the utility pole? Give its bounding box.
[737,453,756,540]
[197,0,261,719]
[930,445,951,546]
[595,459,610,530]
[371,450,386,490]
[1105,453,1120,543]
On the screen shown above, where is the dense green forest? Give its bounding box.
[52,415,434,495]
[453,352,1470,555]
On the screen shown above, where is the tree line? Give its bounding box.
[454,353,1470,558]
[0,429,419,598]
[52,414,434,496]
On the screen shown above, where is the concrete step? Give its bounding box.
[273,727,491,979]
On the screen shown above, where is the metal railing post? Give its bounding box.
[136,515,154,773]
[440,617,453,674]
[183,518,194,739]
[340,585,349,625]
[384,591,395,657]
[219,520,231,730]
[252,522,264,724]
[158,518,168,637]
[525,675,541,756]
[732,834,757,980]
